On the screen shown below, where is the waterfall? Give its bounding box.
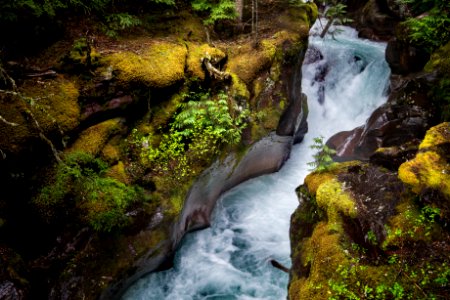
[122,21,390,300]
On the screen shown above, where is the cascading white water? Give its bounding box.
[123,21,390,300]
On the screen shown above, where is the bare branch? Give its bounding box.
[0,115,19,126]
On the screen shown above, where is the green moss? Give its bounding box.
[35,151,145,232]
[100,140,121,165]
[186,43,226,81]
[399,123,450,199]
[68,118,122,156]
[249,107,282,142]
[424,41,450,74]
[289,222,350,300]
[0,77,80,154]
[151,91,184,129]
[105,161,130,184]
[230,73,250,101]
[418,122,450,150]
[151,175,192,216]
[105,41,187,88]
[316,179,357,223]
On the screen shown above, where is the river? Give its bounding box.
[123,20,390,300]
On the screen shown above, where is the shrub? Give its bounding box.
[133,90,248,179]
[35,151,144,232]
[400,0,450,53]
[191,0,237,25]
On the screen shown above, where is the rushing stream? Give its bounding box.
[123,21,390,299]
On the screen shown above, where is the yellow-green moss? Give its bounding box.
[316,179,357,223]
[105,161,130,184]
[68,118,122,156]
[418,122,450,150]
[105,41,187,88]
[227,43,273,84]
[101,140,121,165]
[424,41,450,74]
[304,161,360,195]
[399,151,450,198]
[20,77,80,132]
[278,3,317,37]
[230,73,250,100]
[186,43,226,81]
[304,172,336,195]
[0,77,80,154]
[289,222,349,300]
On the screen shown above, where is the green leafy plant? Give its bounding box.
[35,151,145,232]
[307,136,336,172]
[103,13,142,38]
[191,0,237,25]
[399,0,450,53]
[133,90,248,180]
[319,1,353,38]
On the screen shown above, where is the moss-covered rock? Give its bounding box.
[67,118,122,156]
[424,41,450,74]
[105,41,187,88]
[290,135,450,300]
[399,122,450,200]
[0,77,80,155]
[105,161,130,184]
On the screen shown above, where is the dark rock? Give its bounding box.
[386,39,430,74]
[353,0,399,41]
[338,164,405,252]
[369,139,420,170]
[327,74,435,161]
[81,95,134,121]
[303,46,323,65]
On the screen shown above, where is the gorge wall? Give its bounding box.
[288,0,450,299]
[0,2,318,299]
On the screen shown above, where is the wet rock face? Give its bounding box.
[327,74,436,162]
[385,39,430,74]
[353,0,399,41]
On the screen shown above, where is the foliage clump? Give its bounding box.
[35,151,145,232]
[130,90,248,180]
[399,0,450,53]
[191,0,237,25]
[307,136,337,172]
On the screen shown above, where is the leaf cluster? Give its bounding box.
[191,0,237,25]
[134,90,248,180]
[400,0,450,53]
[35,151,145,232]
[307,136,336,172]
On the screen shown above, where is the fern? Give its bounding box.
[191,0,237,25]
[307,136,337,172]
[400,0,450,53]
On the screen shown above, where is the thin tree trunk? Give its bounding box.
[320,17,334,38]
[255,0,258,42]
[251,0,255,36]
[235,0,243,22]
